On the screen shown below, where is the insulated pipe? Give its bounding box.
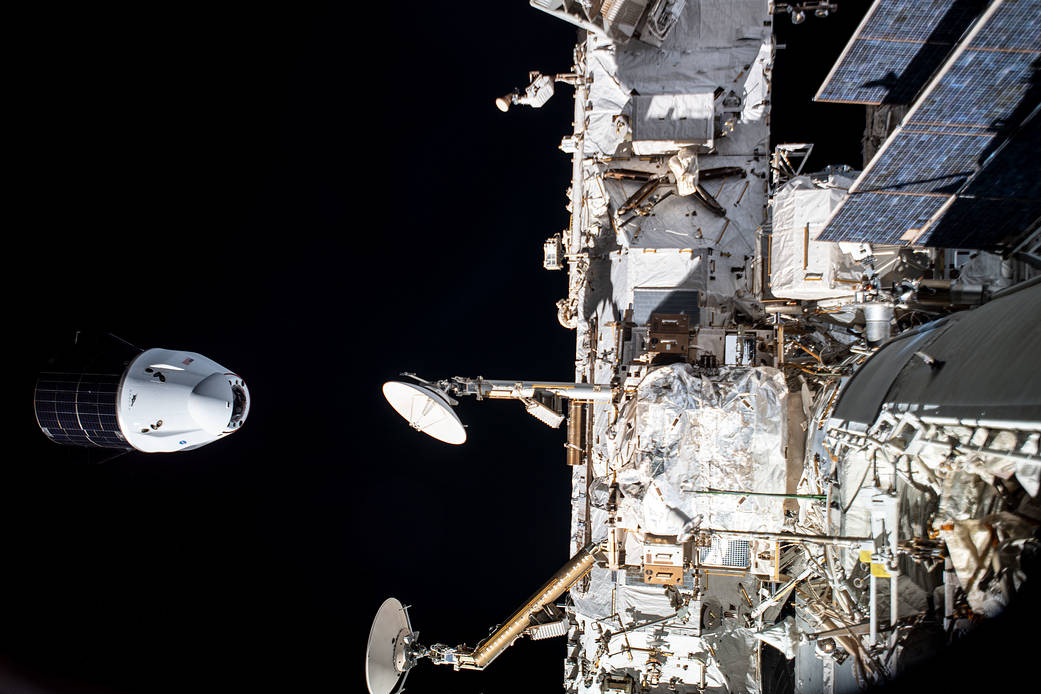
[691,596,703,637]
[750,567,813,619]
[478,380,614,402]
[819,611,876,680]
[944,555,955,631]
[459,543,597,670]
[566,400,584,467]
[824,546,858,620]
[869,574,878,645]
[701,528,872,548]
[890,573,899,631]
[796,586,877,680]
[568,59,587,257]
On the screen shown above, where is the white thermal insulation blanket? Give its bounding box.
[606,249,706,323]
[583,0,770,158]
[770,176,860,300]
[631,92,715,155]
[570,566,615,621]
[940,512,1037,616]
[627,248,705,290]
[601,363,788,534]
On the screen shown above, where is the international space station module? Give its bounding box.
[370,1,1041,693]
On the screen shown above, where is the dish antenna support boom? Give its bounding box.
[365,543,599,693]
[382,374,613,443]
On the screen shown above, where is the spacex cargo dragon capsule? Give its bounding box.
[34,346,250,453]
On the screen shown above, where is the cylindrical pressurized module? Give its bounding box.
[34,346,250,453]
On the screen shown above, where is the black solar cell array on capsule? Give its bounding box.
[34,372,130,449]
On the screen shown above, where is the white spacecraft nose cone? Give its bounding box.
[188,373,235,435]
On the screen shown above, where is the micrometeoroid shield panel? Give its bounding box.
[117,348,250,453]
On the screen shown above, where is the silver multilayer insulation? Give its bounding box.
[599,364,788,536]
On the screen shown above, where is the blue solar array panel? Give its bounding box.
[819,192,949,245]
[918,110,1041,247]
[972,0,1041,50]
[856,128,995,194]
[818,0,1041,247]
[815,0,987,104]
[34,373,130,449]
[919,196,1041,247]
[817,39,934,104]
[911,51,1037,128]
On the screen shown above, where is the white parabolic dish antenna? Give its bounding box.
[366,597,415,694]
[382,381,466,444]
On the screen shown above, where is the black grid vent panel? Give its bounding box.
[633,289,700,326]
[35,373,130,449]
[699,538,751,569]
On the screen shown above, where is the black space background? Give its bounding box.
[5,3,1036,693]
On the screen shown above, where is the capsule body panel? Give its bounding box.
[117,348,250,452]
[35,346,250,453]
